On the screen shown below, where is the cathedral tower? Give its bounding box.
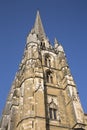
[0,11,87,130]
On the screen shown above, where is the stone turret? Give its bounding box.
[0,11,87,130]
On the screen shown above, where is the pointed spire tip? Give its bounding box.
[37,10,40,15]
[33,11,46,39]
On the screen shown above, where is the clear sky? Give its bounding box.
[0,0,87,116]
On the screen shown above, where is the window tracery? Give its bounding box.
[48,99,57,120]
[47,95,61,121]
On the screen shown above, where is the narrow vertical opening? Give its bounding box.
[44,54,51,67]
[53,109,57,119]
[49,108,52,119]
[46,70,53,83]
[49,108,57,120]
[5,124,8,130]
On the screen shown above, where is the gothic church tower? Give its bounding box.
[0,11,87,130]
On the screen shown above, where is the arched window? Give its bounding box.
[41,42,45,49]
[49,108,57,119]
[49,100,57,120]
[46,70,53,83]
[45,54,51,67]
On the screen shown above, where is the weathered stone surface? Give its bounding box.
[0,11,87,130]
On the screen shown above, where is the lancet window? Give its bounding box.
[49,108,57,119]
[46,70,53,83]
[40,42,45,49]
[48,99,57,120]
[45,54,51,67]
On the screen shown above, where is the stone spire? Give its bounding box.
[33,11,46,39]
[0,11,87,130]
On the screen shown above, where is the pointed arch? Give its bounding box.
[45,70,53,83]
[44,53,55,68]
[44,54,51,67]
[48,99,57,120]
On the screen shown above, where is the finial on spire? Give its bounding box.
[33,11,46,39]
[54,38,59,48]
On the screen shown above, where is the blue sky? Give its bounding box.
[0,0,87,116]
